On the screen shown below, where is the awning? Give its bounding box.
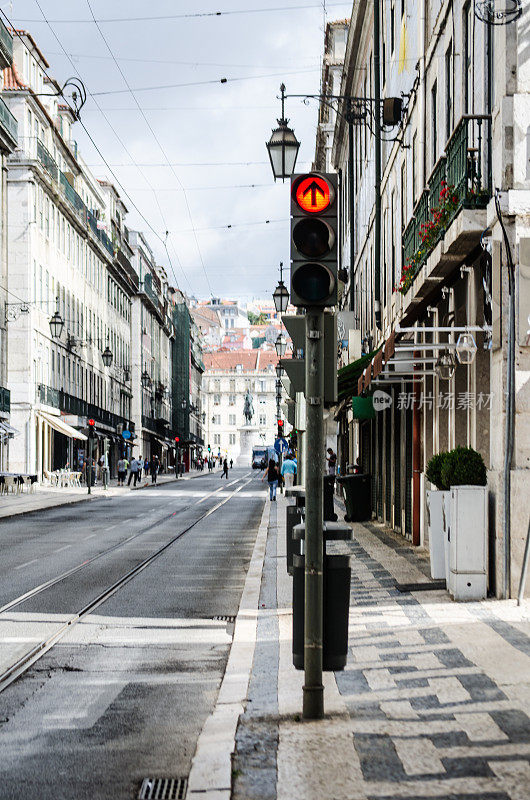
[38,411,88,441]
[0,421,20,438]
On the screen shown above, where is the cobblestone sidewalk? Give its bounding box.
[232,493,530,800]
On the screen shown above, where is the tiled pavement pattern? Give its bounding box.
[333,528,530,800]
[231,493,530,799]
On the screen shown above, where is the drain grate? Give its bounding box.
[138,777,187,800]
[213,614,236,623]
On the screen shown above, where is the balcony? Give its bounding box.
[0,386,10,414]
[35,141,115,258]
[0,96,17,151]
[36,384,59,408]
[400,115,491,297]
[0,17,13,71]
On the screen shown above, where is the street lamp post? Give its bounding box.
[266,85,300,182]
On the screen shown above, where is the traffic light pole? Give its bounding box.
[303,308,324,719]
[87,431,92,495]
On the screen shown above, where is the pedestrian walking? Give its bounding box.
[229,459,233,469]
[150,455,159,484]
[326,447,337,475]
[262,459,279,501]
[281,454,297,489]
[117,456,128,486]
[137,455,143,479]
[221,458,229,479]
[128,457,139,487]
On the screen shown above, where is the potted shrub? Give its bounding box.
[425,452,450,580]
[441,446,488,601]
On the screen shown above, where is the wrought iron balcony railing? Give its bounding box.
[400,115,491,294]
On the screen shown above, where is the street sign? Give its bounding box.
[274,437,289,454]
[122,429,132,440]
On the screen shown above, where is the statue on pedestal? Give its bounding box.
[243,390,254,425]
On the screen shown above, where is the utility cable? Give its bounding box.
[31,1,192,295]
[85,0,215,297]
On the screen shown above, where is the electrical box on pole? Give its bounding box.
[290,173,338,308]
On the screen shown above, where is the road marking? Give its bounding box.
[15,559,38,570]
[104,524,117,531]
[55,545,71,553]
[85,533,97,539]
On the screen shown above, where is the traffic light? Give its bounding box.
[87,418,96,435]
[277,419,285,438]
[174,436,180,444]
[207,444,211,452]
[290,172,338,307]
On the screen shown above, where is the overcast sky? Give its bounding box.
[7,0,351,301]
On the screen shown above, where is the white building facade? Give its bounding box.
[202,350,285,463]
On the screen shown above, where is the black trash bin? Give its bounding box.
[337,473,371,522]
[292,553,351,671]
[323,474,338,521]
[286,505,302,575]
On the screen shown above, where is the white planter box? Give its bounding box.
[448,485,488,601]
[426,489,450,580]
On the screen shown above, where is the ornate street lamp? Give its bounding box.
[102,345,113,367]
[266,84,300,182]
[273,262,289,313]
[435,353,456,381]
[455,332,478,365]
[275,363,283,379]
[49,297,64,340]
[275,333,287,357]
[141,370,152,390]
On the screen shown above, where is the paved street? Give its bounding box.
[0,468,264,800]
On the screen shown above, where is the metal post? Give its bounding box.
[347,109,355,312]
[303,308,324,719]
[87,433,92,495]
[373,0,382,328]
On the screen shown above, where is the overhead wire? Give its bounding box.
[31,0,193,294]
[14,3,353,24]
[0,8,187,294]
[84,0,215,297]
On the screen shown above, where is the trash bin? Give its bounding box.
[292,552,351,671]
[323,474,338,521]
[286,505,302,575]
[336,473,371,522]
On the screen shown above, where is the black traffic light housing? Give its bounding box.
[87,418,96,435]
[277,419,285,438]
[290,172,338,308]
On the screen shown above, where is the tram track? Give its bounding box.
[0,477,252,694]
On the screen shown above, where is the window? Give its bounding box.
[412,131,417,204]
[228,393,236,406]
[213,414,221,425]
[431,81,438,168]
[229,434,236,445]
[463,3,471,114]
[214,434,220,445]
[229,378,235,392]
[213,393,221,405]
[259,395,266,405]
[259,414,266,426]
[229,414,236,425]
[445,42,452,142]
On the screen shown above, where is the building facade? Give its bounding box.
[203,350,284,463]
[0,20,18,470]
[318,3,529,597]
[4,30,135,479]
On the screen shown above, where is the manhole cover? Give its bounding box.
[138,777,187,800]
[213,615,236,623]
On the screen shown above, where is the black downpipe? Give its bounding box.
[373,0,382,329]
[348,113,355,312]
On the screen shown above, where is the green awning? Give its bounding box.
[351,395,375,420]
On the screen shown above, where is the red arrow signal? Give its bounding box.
[293,174,332,213]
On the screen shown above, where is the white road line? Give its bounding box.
[15,559,38,570]
[85,533,97,539]
[104,525,117,531]
[55,545,71,553]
